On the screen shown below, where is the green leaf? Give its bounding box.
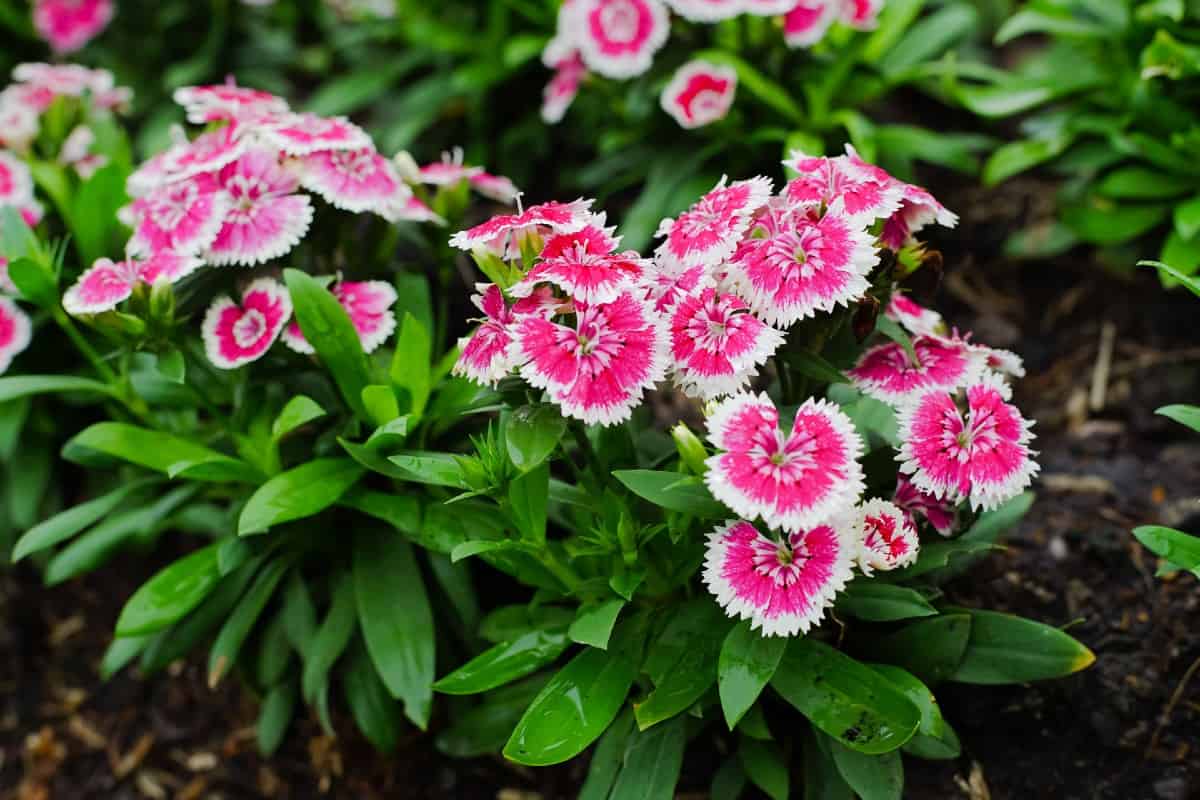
[238,459,364,535]
[506,404,566,472]
[1174,194,1200,240]
[1134,525,1200,574]
[271,396,326,440]
[392,273,433,341]
[0,375,116,404]
[361,385,401,426]
[115,544,221,636]
[829,742,903,800]
[285,269,373,420]
[436,676,550,758]
[778,350,848,384]
[1157,405,1200,434]
[343,641,402,753]
[771,638,920,754]
[450,539,520,563]
[64,422,258,483]
[391,312,432,418]
[983,134,1074,185]
[874,315,917,363]
[739,738,790,800]
[613,469,727,518]
[509,463,549,543]
[836,583,938,622]
[803,725,854,800]
[947,609,1096,684]
[870,665,960,760]
[719,621,788,730]
[6,257,57,308]
[207,557,290,688]
[1097,166,1196,200]
[877,4,978,77]
[1062,199,1169,246]
[13,477,159,562]
[693,50,802,123]
[579,710,636,800]
[99,634,153,680]
[301,572,358,704]
[868,614,972,685]
[434,630,569,695]
[1143,259,1200,298]
[568,598,626,650]
[70,162,129,266]
[635,599,728,730]
[995,6,1116,44]
[257,678,298,757]
[608,716,686,800]
[354,531,435,728]
[503,647,638,766]
[387,450,468,488]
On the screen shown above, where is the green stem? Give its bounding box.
[570,421,609,488]
[53,309,116,383]
[533,545,583,593]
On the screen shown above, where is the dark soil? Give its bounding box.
[3,178,1200,800]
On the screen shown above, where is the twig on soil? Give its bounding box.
[1145,653,1200,760]
[1109,346,1200,380]
[1089,321,1116,412]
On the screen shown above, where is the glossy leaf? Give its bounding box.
[64,422,258,483]
[116,544,221,636]
[868,614,972,685]
[272,395,326,440]
[830,741,903,800]
[1143,259,1200,299]
[257,677,298,757]
[506,404,566,472]
[569,598,626,650]
[635,599,728,729]
[238,458,364,535]
[340,489,421,535]
[1134,525,1200,574]
[354,531,435,728]
[613,469,727,518]
[301,572,357,704]
[579,709,636,800]
[719,620,788,730]
[608,716,686,800]
[434,630,569,695]
[0,375,116,404]
[508,463,549,543]
[343,640,402,753]
[836,583,938,622]
[739,738,789,800]
[13,477,160,562]
[1156,405,1200,434]
[948,609,1095,684]
[391,312,432,418]
[387,450,468,487]
[871,665,960,760]
[208,557,290,688]
[436,676,549,758]
[771,638,920,755]
[503,647,638,766]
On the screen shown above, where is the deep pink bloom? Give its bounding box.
[453,283,560,385]
[842,0,883,28]
[542,54,586,124]
[515,290,666,425]
[669,287,785,399]
[202,278,292,369]
[849,334,985,405]
[660,60,737,129]
[416,149,483,186]
[655,176,773,269]
[173,80,289,124]
[640,259,709,313]
[730,201,877,327]
[449,199,594,252]
[470,172,521,204]
[514,223,647,304]
[33,0,113,54]
[298,147,408,217]
[842,146,958,248]
[663,0,742,22]
[783,151,901,222]
[854,498,920,574]
[0,152,40,225]
[62,252,202,315]
[128,174,231,257]
[160,125,248,184]
[782,1,838,47]
[283,279,398,355]
[897,375,1039,512]
[572,0,670,79]
[885,294,944,337]
[702,519,854,637]
[893,473,956,537]
[207,149,314,266]
[260,112,370,155]
[0,296,32,374]
[705,393,865,530]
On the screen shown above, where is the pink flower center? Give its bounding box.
[233,309,267,347]
[749,534,810,585]
[332,150,374,181]
[600,1,642,42]
[863,513,906,558]
[151,183,199,229]
[227,175,268,220]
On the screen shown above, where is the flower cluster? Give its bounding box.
[33,0,114,54]
[0,153,41,375]
[540,0,883,125]
[62,79,515,371]
[0,63,130,164]
[451,144,1037,638]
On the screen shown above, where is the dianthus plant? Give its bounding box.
[420,145,1094,793]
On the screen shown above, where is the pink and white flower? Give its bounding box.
[202,278,292,369]
[297,147,408,217]
[449,199,594,252]
[660,59,737,129]
[514,223,647,305]
[160,125,248,184]
[743,0,800,13]
[705,393,865,530]
[416,148,483,186]
[668,287,785,399]
[663,0,743,23]
[206,149,314,266]
[702,519,854,637]
[515,290,667,425]
[885,294,944,337]
[0,151,35,207]
[470,172,521,204]
[655,176,772,269]
[173,80,289,124]
[573,0,670,79]
[893,473,956,537]
[640,259,710,313]
[452,283,559,385]
[62,251,203,315]
[259,112,370,155]
[853,498,919,574]
[542,54,586,124]
[33,0,114,54]
[783,151,902,223]
[0,296,32,374]
[128,174,231,257]
[841,146,958,248]
[391,195,445,225]
[730,201,877,327]
[849,334,986,405]
[0,98,39,151]
[897,375,1039,512]
[283,280,398,355]
[977,344,1026,379]
[782,1,839,47]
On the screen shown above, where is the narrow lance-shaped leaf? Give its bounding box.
[238,458,364,535]
[116,543,222,636]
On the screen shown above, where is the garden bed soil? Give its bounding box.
[3,178,1200,800]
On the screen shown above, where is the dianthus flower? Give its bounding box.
[513,221,649,305]
[33,0,113,54]
[849,334,986,405]
[893,473,956,537]
[783,150,902,222]
[655,176,773,269]
[448,199,594,252]
[62,252,202,315]
[568,0,671,79]
[668,287,784,399]
[853,498,920,574]
[0,296,32,375]
[283,280,398,355]
[660,60,738,129]
[202,278,292,369]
